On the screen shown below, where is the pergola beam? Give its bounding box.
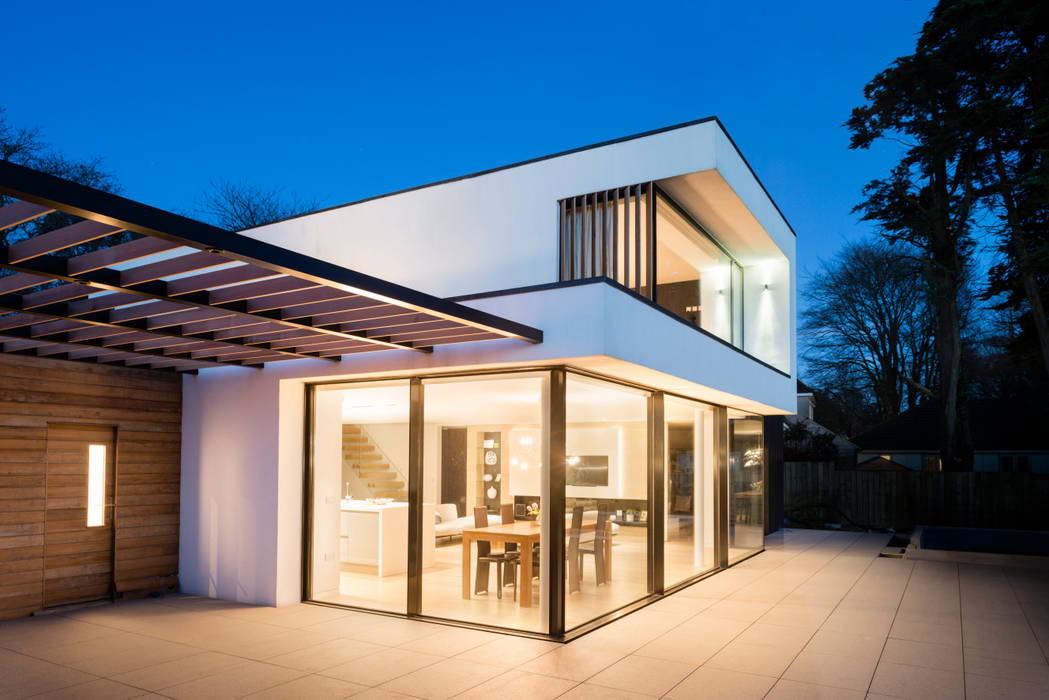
[8,220,122,263]
[0,160,544,370]
[0,326,222,370]
[0,200,53,230]
[0,252,430,354]
[0,293,329,364]
[0,159,542,344]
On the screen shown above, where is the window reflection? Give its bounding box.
[664,397,716,586]
[565,374,649,631]
[728,409,764,561]
[655,195,741,343]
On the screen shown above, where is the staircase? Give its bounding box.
[342,425,408,500]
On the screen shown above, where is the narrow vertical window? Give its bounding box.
[87,444,106,527]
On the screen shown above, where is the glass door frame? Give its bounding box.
[301,364,768,641]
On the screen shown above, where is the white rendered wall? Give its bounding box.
[243,118,797,378]
[742,258,791,372]
[244,120,793,300]
[179,367,283,605]
[179,281,794,607]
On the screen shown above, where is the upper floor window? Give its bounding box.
[558,183,790,372]
[558,184,741,346]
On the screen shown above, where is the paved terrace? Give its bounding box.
[1,529,1047,699]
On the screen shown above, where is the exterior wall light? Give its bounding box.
[87,444,106,527]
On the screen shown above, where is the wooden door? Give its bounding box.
[44,423,116,608]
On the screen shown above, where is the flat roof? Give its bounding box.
[264,117,798,238]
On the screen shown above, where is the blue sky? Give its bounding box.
[2,0,934,281]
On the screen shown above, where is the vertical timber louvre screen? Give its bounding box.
[559,183,655,299]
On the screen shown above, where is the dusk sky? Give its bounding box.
[3,0,935,282]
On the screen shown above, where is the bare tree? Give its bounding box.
[802,239,937,427]
[0,106,123,251]
[198,180,317,231]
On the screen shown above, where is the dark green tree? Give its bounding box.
[919,0,1049,383]
[848,42,980,471]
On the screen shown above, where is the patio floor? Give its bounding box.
[1,529,1047,699]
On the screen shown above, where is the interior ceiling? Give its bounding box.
[324,359,783,428]
[0,161,541,373]
[658,169,787,266]
[655,198,728,285]
[334,374,648,425]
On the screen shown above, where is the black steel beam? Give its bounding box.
[648,392,665,594]
[547,369,567,637]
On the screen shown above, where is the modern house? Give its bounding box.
[853,399,1049,473]
[786,379,857,464]
[0,117,796,640]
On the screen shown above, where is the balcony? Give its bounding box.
[558,180,790,373]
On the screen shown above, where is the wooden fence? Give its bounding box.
[784,461,1049,531]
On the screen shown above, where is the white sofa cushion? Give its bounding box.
[434,504,503,538]
[435,504,458,524]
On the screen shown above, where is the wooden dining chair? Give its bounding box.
[473,506,515,599]
[502,503,540,596]
[499,503,520,587]
[566,505,584,593]
[578,509,609,586]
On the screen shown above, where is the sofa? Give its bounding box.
[434,504,503,540]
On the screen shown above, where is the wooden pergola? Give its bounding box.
[0,161,542,373]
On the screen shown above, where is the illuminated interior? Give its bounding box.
[307,369,767,636]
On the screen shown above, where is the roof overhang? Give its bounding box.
[0,161,542,373]
[657,169,788,265]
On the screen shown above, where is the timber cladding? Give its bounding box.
[0,353,181,621]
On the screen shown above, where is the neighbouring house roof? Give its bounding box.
[784,416,858,455]
[797,379,814,394]
[856,456,911,471]
[0,161,542,373]
[852,399,1049,452]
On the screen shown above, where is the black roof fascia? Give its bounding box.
[265,116,797,239]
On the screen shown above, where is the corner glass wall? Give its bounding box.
[728,409,765,562]
[421,373,548,633]
[310,381,410,612]
[664,397,716,586]
[306,368,769,638]
[564,374,649,631]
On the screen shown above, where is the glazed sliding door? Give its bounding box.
[728,409,764,562]
[663,397,716,586]
[421,373,548,633]
[310,381,410,613]
[564,374,649,631]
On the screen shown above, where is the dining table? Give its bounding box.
[461,518,613,607]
